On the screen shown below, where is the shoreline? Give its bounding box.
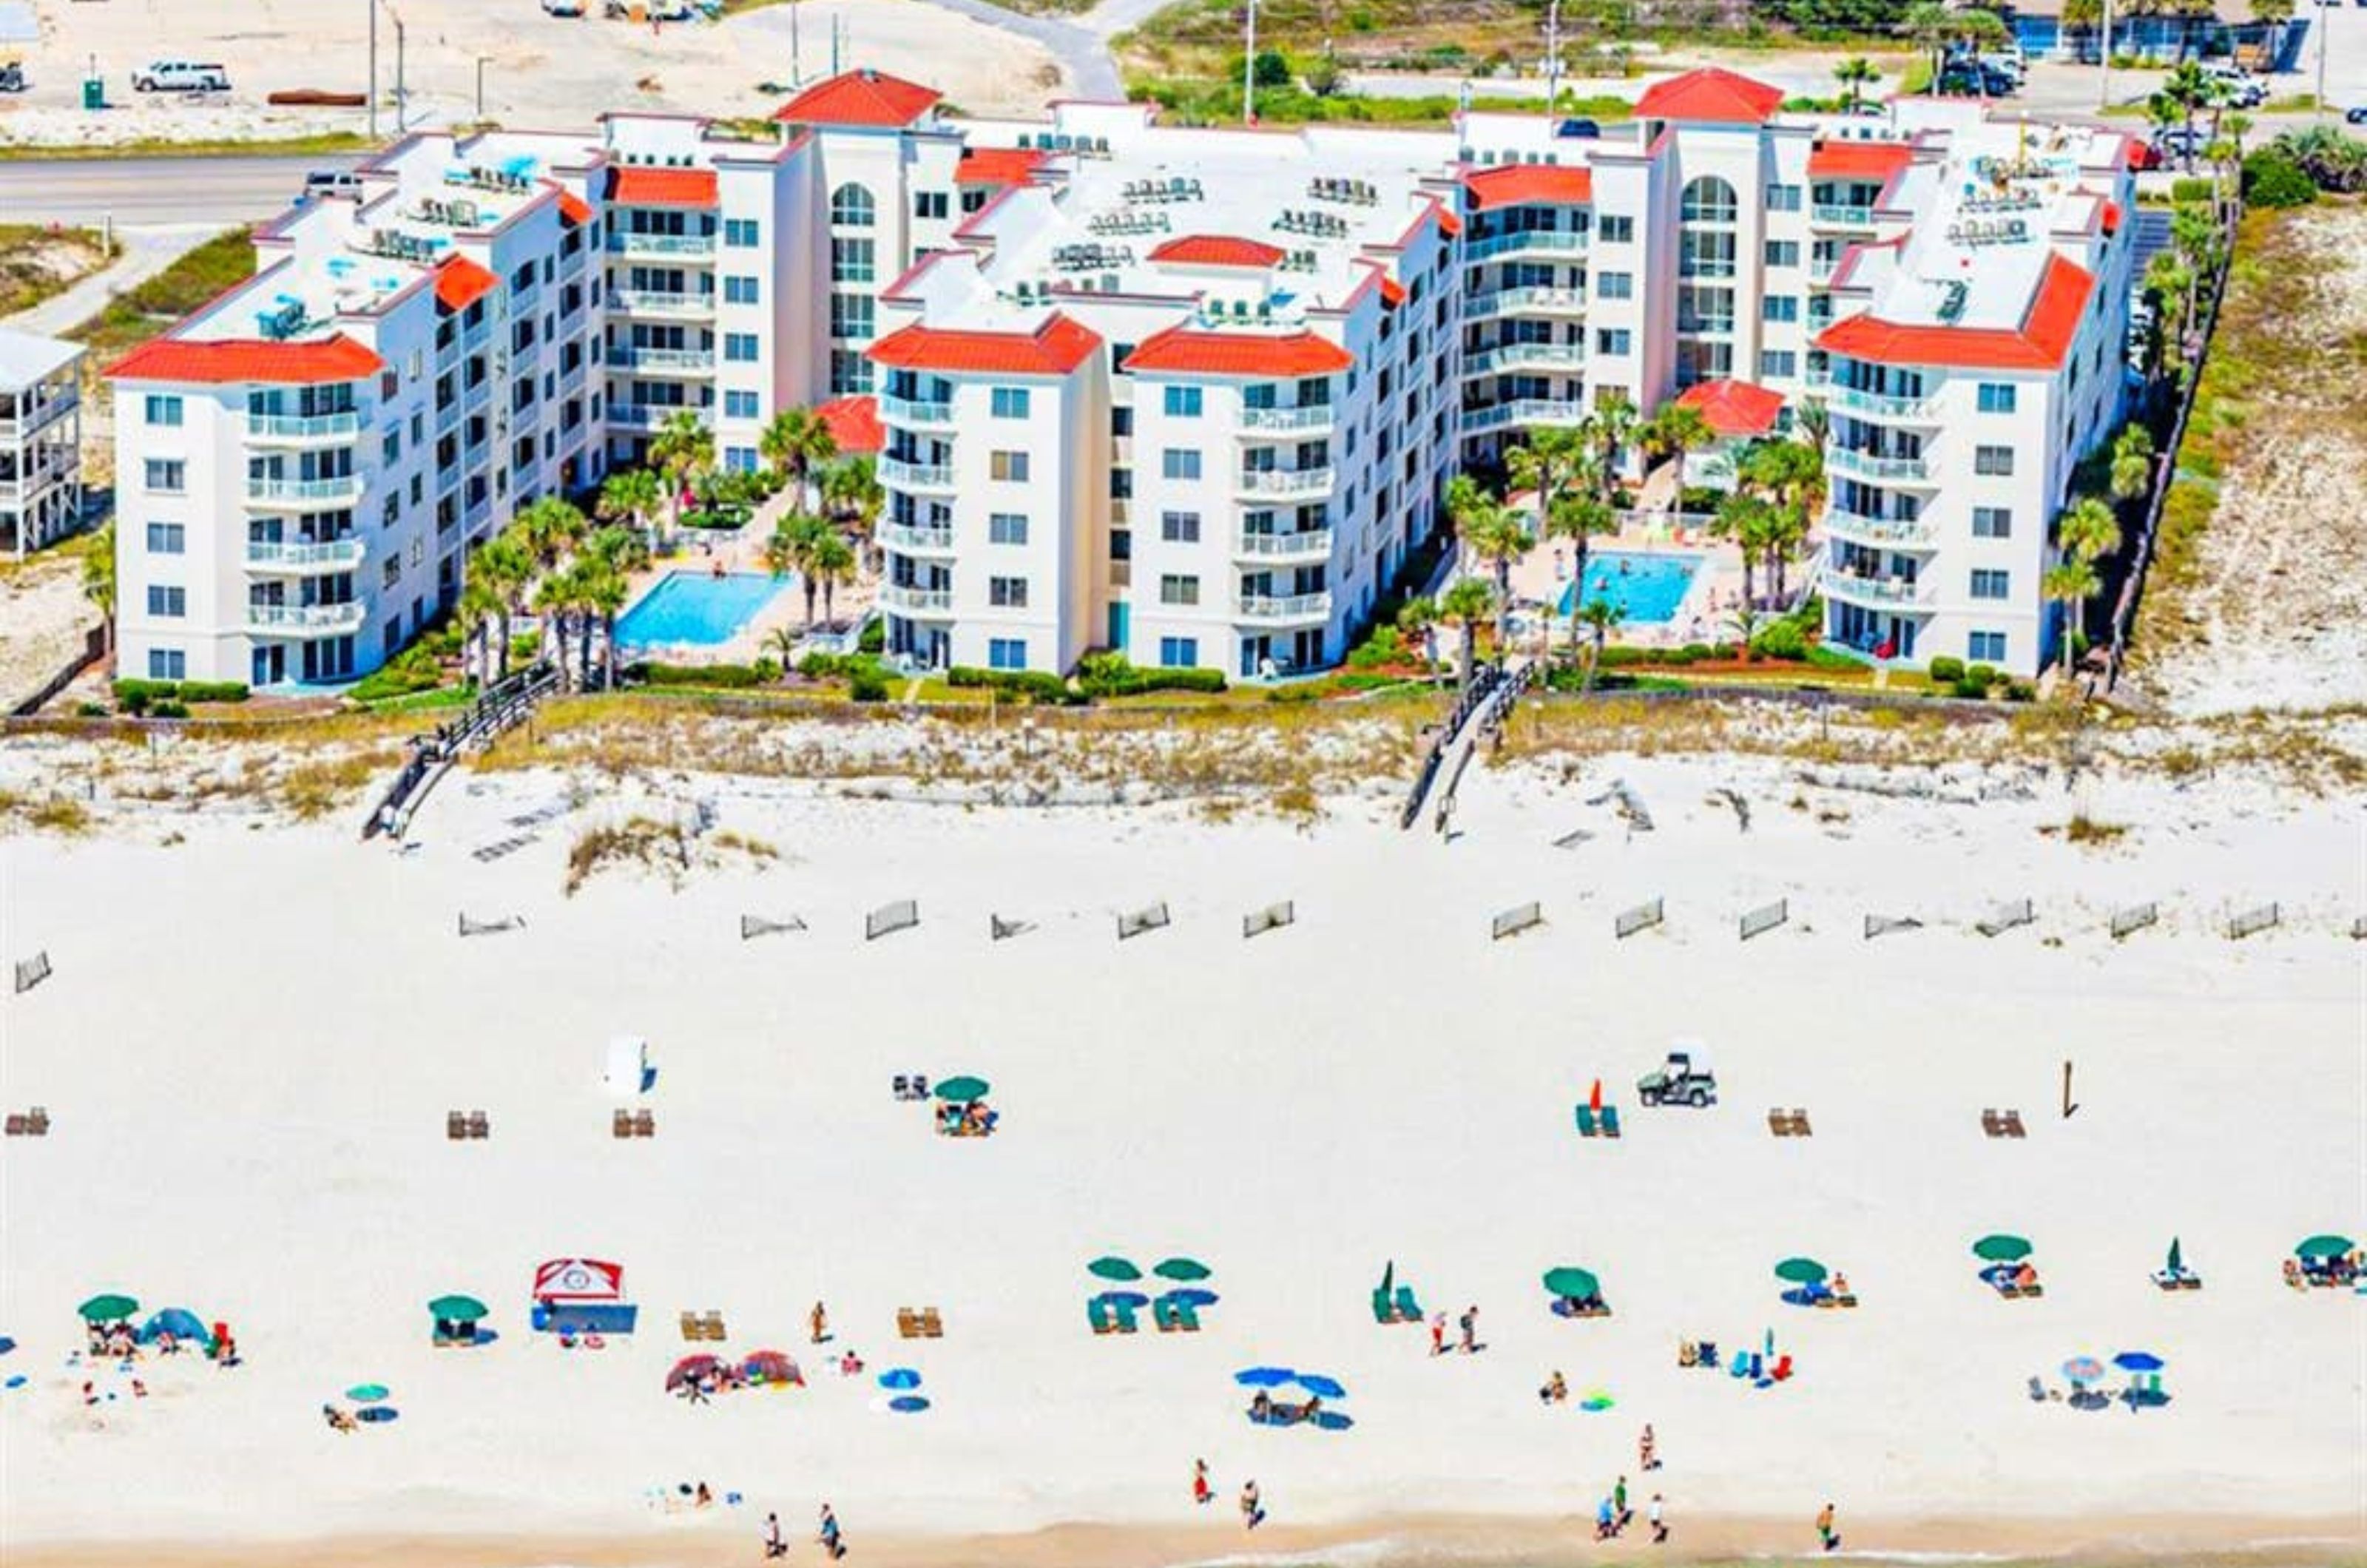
[10,1511,2367,1568]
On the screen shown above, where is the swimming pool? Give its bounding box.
[1556,552,1702,626]
[614,572,787,649]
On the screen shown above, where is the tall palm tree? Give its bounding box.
[2062,0,2104,61]
[598,467,663,544]
[1582,396,1637,505]
[1436,576,1495,693]
[456,567,506,690]
[1574,595,1624,692]
[514,494,589,572]
[1834,55,1879,112]
[760,407,839,510]
[469,532,535,680]
[1396,594,1442,678]
[1713,491,1777,611]
[760,517,803,585]
[2057,495,2124,566]
[821,455,885,570]
[81,521,116,655]
[763,625,802,683]
[1456,493,1533,656]
[1738,439,1823,606]
[1543,493,1617,667]
[806,530,859,630]
[2042,557,2102,680]
[648,409,713,543]
[1641,402,1718,521]
[769,513,834,627]
[531,565,581,692]
[2110,425,2155,507]
[584,524,649,690]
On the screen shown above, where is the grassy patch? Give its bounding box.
[0,224,118,317]
[0,132,374,162]
[67,226,257,362]
[1126,73,1630,127]
[2060,812,2129,845]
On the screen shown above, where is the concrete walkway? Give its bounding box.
[5,223,219,337]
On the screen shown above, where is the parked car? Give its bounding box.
[1937,60,2016,98]
[2151,126,2205,160]
[2202,65,2266,107]
[2346,104,2367,125]
[132,60,230,92]
[539,0,585,13]
[299,169,362,202]
[0,61,24,93]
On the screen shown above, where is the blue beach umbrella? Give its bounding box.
[878,1368,922,1390]
[0,1337,16,1356]
[1234,1366,1294,1388]
[1096,1290,1151,1309]
[139,1308,209,1345]
[2113,1351,2164,1373]
[1165,1288,1219,1308]
[888,1394,930,1413]
[1294,1373,1347,1399]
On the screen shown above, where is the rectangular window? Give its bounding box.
[1968,630,2007,663]
[988,512,1028,544]
[1757,349,1797,380]
[1972,505,2013,539]
[145,585,186,618]
[1596,271,1633,300]
[1761,295,1799,323]
[915,191,950,220]
[988,575,1028,608]
[723,274,760,305]
[724,390,760,419]
[1766,183,1803,212]
[1970,568,2010,601]
[1596,214,1634,243]
[724,332,760,362]
[1159,510,1200,544]
[725,446,758,473]
[987,637,1026,670]
[1974,444,2015,476]
[831,237,875,283]
[1763,240,1799,268]
[1161,448,1201,481]
[1594,328,1632,356]
[829,293,875,340]
[146,648,186,680]
[1976,382,2018,413]
[723,217,760,248]
[1158,635,1199,669]
[1158,572,1199,606]
[144,459,186,493]
[145,394,183,427]
[145,521,186,554]
[990,387,1031,419]
[382,430,402,465]
[990,450,1030,482]
[1163,385,1203,417]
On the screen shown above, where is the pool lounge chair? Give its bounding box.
[1394,1284,1421,1320]
[1574,1105,1598,1138]
[1174,1300,1201,1332]
[1789,1107,1811,1136]
[1088,1298,1115,1335]
[1599,1106,1621,1138]
[1153,1299,1183,1333]
[2152,1268,2202,1291]
[1111,1298,1141,1334]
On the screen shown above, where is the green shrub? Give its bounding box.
[857,617,885,655]
[2241,150,2317,208]
[849,671,890,703]
[1678,643,1716,663]
[178,680,250,704]
[347,644,445,704]
[1345,625,1408,670]
[1966,663,1999,689]
[1951,677,1991,700]
[74,701,108,718]
[945,666,1081,705]
[1076,652,1226,697]
[2169,176,2216,205]
[1805,646,1863,671]
[1751,621,1807,660]
[148,700,189,719]
[2005,680,2036,702]
[636,660,767,689]
[112,678,175,710]
[1927,655,1965,684]
[1595,646,1652,668]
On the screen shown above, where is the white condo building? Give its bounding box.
[0,327,85,560]
[110,67,2135,686]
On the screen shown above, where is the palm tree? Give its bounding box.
[760,517,803,584]
[760,407,838,510]
[648,409,713,542]
[1396,594,1441,678]
[2062,0,2104,61]
[2057,495,2124,566]
[770,513,834,627]
[1436,577,1495,693]
[81,520,116,655]
[807,530,859,630]
[821,455,885,569]
[531,565,581,692]
[1713,491,1777,611]
[1574,595,1624,692]
[1737,439,1824,606]
[1903,1,1954,85]
[2144,251,2196,377]
[469,532,535,680]
[2160,61,2213,168]
[456,568,505,689]
[1834,55,1879,112]
[598,467,663,544]
[1640,402,1718,521]
[2168,203,2218,337]
[1581,396,1637,505]
[763,624,802,682]
[583,525,649,690]
[1543,493,1617,667]
[1456,490,1533,656]
[2110,425,2155,507]
[513,494,588,572]
[2042,558,2103,680]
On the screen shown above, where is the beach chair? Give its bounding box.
[1574,1105,1598,1138]
[897,1309,922,1339]
[1600,1106,1621,1138]
[1153,1298,1182,1333]
[921,1308,942,1338]
[679,1311,700,1340]
[911,1075,928,1100]
[892,1075,911,1100]
[1772,1354,1792,1381]
[1175,1300,1201,1333]
[1729,1349,1750,1378]
[4,1115,23,1137]
[1371,1288,1397,1325]
[448,1110,468,1140]
[706,1312,728,1340]
[1088,1298,1115,1335]
[468,1111,490,1139]
[634,1109,656,1138]
[1766,1109,1789,1136]
[1111,1298,1141,1334]
[1697,1339,1718,1369]
[1789,1108,1811,1136]
[1980,1109,2003,1138]
[2001,1109,2026,1138]
[615,1109,635,1139]
[1394,1284,1420,1321]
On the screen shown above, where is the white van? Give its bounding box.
[132,60,230,92]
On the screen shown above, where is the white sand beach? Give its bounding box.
[1,728,2363,1565]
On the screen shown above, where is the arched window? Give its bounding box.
[830,183,876,229]
[1680,175,1738,224]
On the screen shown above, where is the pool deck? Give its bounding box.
[1502,502,1747,652]
[615,485,877,666]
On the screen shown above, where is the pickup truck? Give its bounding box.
[132,60,231,92]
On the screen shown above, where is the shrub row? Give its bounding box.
[946,666,1084,705]
[113,678,249,709]
[631,660,771,689]
[346,644,445,704]
[1076,654,1226,697]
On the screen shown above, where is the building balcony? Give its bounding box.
[0,396,78,443]
[247,474,366,507]
[246,537,368,572]
[878,521,956,554]
[1811,203,1878,228]
[1461,397,1587,435]
[1821,568,1934,607]
[245,410,362,446]
[609,402,704,432]
[1826,446,1937,484]
[1823,507,1936,547]
[1465,285,1587,320]
[1677,257,1738,278]
[1827,383,1938,422]
[879,456,956,490]
[1675,315,1737,336]
[604,344,715,374]
[246,600,370,636]
[610,288,715,319]
[1235,527,1334,560]
[607,231,717,258]
[1237,589,1333,623]
[0,461,73,501]
[1463,341,1585,378]
[880,583,954,615]
[1464,229,1587,263]
[462,377,493,416]
[1240,402,1337,433]
[879,393,955,426]
[462,317,492,351]
[1236,466,1334,499]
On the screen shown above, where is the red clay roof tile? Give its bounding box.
[1635,67,1786,125]
[1147,234,1286,268]
[433,255,498,312]
[814,394,884,455]
[1817,254,2096,371]
[772,69,942,128]
[1673,376,1785,437]
[1461,163,1594,211]
[607,166,717,208]
[107,334,385,385]
[867,313,1101,375]
[1121,324,1353,377]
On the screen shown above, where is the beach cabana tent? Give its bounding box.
[138,1308,209,1346]
[604,1037,650,1097]
[533,1259,624,1302]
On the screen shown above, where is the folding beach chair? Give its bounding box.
[467,1111,490,1139]
[1394,1285,1421,1320]
[1600,1106,1621,1138]
[1790,1108,1811,1137]
[615,1109,635,1138]
[448,1111,468,1140]
[633,1109,655,1138]
[1088,1298,1115,1335]
[1574,1105,1598,1138]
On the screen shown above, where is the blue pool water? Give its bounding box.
[1556,551,1702,626]
[614,572,786,648]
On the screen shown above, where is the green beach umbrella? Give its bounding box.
[427,1295,489,1322]
[1087,1256,1141,1283]
[2295,1234,2354,1260]
[1153,1257,1211,1283]
[1541,1266,1600,1300]
[1773,1257,1828,1285]
[77,1294,138,1322]
[2165,1237,2182,1274]
[1971,1234,2032,1263]
[345,1383,390,1403]
[933,1076,990,1104]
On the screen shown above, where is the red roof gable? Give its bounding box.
[554,188,593,226]
[1807,140,1915,183]
[1635,67,1786,125]
[772,69,942,128]
[814,394,884,456]
[108,334,385,385]
[1148,234,1286,268]
[1817,254,2096,372]
[1378,275,1408,308]
[433,255,498,312]
[867,313,1101,376]
[956,147,1048,187]
[1673,377,1785,438]
[607,166,717,208]
[2099,198,2122,236]
[1121,325,1354,378]
[1461,163,1594,211]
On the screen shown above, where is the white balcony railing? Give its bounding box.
[1240,402,1337,433]
[880,584,954,614]
[1463,341,1585,378]
[1461,397,1587,435]
[246,600,370,635]
[1826,446,1937,484]
[1827,384,1938,421]
[607,231,717,257]
[244,410,361,443]
[1235,466,1334,498]
[246,474,365,505]
[246,537,368,570]
[1821,570,1934,606]
[1822,508,1936,547]
[609,402,705,431]
[1466,285,1587,319]
[1463,229,1587,263]
[879,393,956,426]
[1238,590,1334,622]
[604,345,715,373]
[879,456,955,490]
[1811,203,1878,227]
[610,288,715,318]
[878,521,956,553]
[1235,527,1334,559]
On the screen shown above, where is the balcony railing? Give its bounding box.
[1465,285,1587,319]
[246,537,368,570]
[1461,397,1587,434]
[878,521,956,553]
[1811,203,1878,227]
[1463,341,1584,377]
[1823,507,1935,547]
[610,288,715,318]
[1235,527,1334,559]
[880,584,954,614]
[1678,257,1738,278]
[1238,590,1333,622]
[0,397,74,442]
[607,231,717,257]
[247,474,365,504]
[1826,446,1936,484]
[1464,229,1587,263]
[245,410,361,443]
[879,393,955,426]
[1821,569,1933,606]
[246,600,370,635]
[1235,466,1334,497]
[609,402,704,431]
[605,345,715,373]
[879,456,955,490]
[1827,383,1937,420]
[1240,402,1337,432]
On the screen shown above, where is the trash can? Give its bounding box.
[81,76,103,110]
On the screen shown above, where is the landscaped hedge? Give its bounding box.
[631,660,769,689]
[946,666,1085,705]
[1076,654,1226,697]
[346,644,445,704]
[113,678,250,710]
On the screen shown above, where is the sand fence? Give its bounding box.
[1975,899,2036,937]
[456,913,525,937]
[1242,901,1295,939]
[739,913,807,940]
[1863,913,1924,940]
[1739,899,1789,942]
[865,899,920,942]
[12,949,51,994]
[1614,898,1665,939]
[1116,902,1170,941]
[2110,902,2160,939]
[1491,901,1544,941]
[2225,903,2279,941]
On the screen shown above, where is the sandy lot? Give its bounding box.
[0,0,1066,149]
[0,550,99,711]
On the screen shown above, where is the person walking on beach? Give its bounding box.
[1459,1305,1478,1354]
[1429,1313,1446,1356]
[1240,1480,1263,1530]
[810,1302,829,1345]
[1192,1459,1212,1506]
[1815,1502,1839,1552]
[1614,1475,1629,1527]
[818,1503,845,1559]
[763,1511,788,1558]
[1639,1422,1658,1471]
[1649,1493,1667,1544]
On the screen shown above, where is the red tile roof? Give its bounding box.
[607,166,717,208]
[1807,140,1915,182]
[2099,198,2122,236]
[1147,234,1286,268]
[1461,163,1594,211]
[108,334,385,385]
[1378,275,1408,308]
[955,147,1049,187]
[1121,325,1354,378]
[1817,254,2096,371]
[1634,67,1786,125]
[1673,377,1785,438]
[867,313,1101,375]
[772,68,942,128]
[814,394,884,455]
[433,255,499,312]
[554,188,593,226]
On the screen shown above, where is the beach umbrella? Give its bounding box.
[2295,1234,2354,1260]
[1379,1260,1394,1297]
[1763,1327,1776,1360]
[138,1308,209,1345]
[933,1076,990,1104]
[743,1350,799,1383]
[1541,1266,1600,1300]
[426,1295,488,1323]
[77,1294,138,1323]
[2062,1357,2104,1387]
[345,1382,391,1402]
[888,1394,930,1413]
[1971,1234,2032,1263]
[1589,1078,1603,1114]
[1095,1290,1151,1309]
[1087,1256,1141,1283]
[878,1368,922,1390]
[1153,1257,1211,1283]
[665,1355,720,1391]
[0,1337,15,1356]
[2113,1351,2164,1373]
[1234,1366,1294,1388]
[1165,1288,1219,1308]
[1294,1373,1347,1399]
[1773,1257,1828,1285]
[2165,1237,2183,1276]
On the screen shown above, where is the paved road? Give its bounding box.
[912,0,1119,99]
[0,154,362,226]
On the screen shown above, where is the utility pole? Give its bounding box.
[831,14,843,77]
[1544,0,1561,117]
[475,56,488,122]
[1243,0,1257,125]
[394,11,408,135]
[789,0,801,87]
[2314,2,2328,124]
[368,0,378,140]
[2097,0,2112,112]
